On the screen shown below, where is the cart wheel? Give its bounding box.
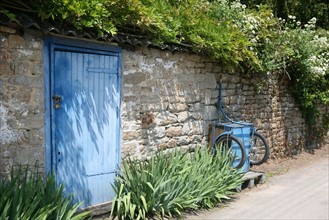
[250,132,270,165]
[214,135,246,169]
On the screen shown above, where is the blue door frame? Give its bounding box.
[44,37,122,207]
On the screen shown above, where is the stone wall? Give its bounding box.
[1,26,326,176]
[121,47,308,160]
[0,26,45,175]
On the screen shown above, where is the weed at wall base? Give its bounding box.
[0,166,91,220]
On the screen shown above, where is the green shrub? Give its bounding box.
[258,16,329,125]
[0,166,91,220]
[110,147,242,219]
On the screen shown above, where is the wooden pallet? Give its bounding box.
[237,171,265,191]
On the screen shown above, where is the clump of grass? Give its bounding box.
[0,166,91,220]
[111,147,242,219]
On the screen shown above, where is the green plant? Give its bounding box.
[0,166,91,220]
[110,147,242,219]
[34,0,116,35]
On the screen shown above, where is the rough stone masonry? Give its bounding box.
[120,47,307,160]
[1,26,44,175]
[1,25,322,176]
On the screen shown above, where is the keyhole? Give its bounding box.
[52,95,62,109]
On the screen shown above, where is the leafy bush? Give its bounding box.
[110,147,242,219]
[256,16,329,125]
[0,166,90,220]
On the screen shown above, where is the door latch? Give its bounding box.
[52,95,62,109]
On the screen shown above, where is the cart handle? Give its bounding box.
[218,78,235,123]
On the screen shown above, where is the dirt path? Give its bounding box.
[184,146,329,220]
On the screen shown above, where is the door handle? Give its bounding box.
[52,95,62,109]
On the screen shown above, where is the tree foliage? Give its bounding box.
[241,0,329,29]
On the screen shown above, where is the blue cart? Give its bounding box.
[210,78,270,172]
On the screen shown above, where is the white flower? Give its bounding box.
[310,17,317,23]
[311,66,326,75]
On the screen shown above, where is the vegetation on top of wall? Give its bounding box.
[240,0,329,29]
[1,0,328,139]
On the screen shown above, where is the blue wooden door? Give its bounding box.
[51,45,121,207]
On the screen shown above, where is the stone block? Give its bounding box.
[124,72,147,85]
[25,36,43,49]
[190,135,203,144]
[10,62,30,75]
[158,86,177,96]
[0,50,10,60]
[161,95,176,103]
[123,95,140,103]
[190,112,203,120]
[178,111,189,122]
[182,120,203,135]
[212,65,222,73]
[205,73,217,89]
[166,139,177,148]
[0,26,16,34]
[8,35,25,48]
[203,106,217,121]
[140,86,152,94]
[12,87,32,102]
[14,145,43,165]
[169,103,188,112]
[155,112,178,126]
[189,103,202,112]
[26,129,44,146]
[185,61,195,68]
[161,70,173,80]
[30,64,43,75]
[160,51,173,59]
[165,126,183,137]
[0,61,13,75]
[204,89,212,105]
[123,130,141,141]
[185,92,201,103]
[8,75,42,88]
[157,143,167,150]
[154,126,165,138]
[195,62,205,68]
[123,140,140,152]
[205,62,213,71]
[140,95,161,104]
[11,49,41,61]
